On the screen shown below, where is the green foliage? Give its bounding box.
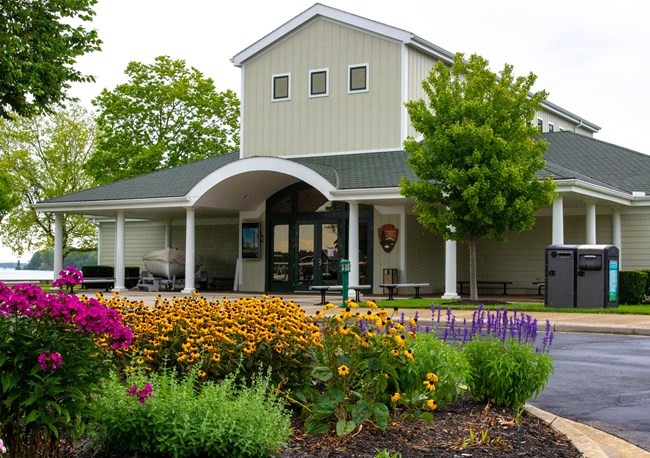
[86,56,240,185]
[401,53,556,299]
[619,270,648,305]
[0,105,98,258]
[23,249,98,271]
[295,307,436,436]
[462,337,554,409]
[374,450,402,458]
[397,334,470,408]
[0,0,101,118]
[0,171,19,222]
[92,369,292,458]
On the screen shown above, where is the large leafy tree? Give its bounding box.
[0,104,98,258]
[401,53,556,300]
[86,56,240,184]
[0,0,101,118]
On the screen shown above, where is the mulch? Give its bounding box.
[281,397,582,458]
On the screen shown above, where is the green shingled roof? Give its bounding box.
[40,132,650,206]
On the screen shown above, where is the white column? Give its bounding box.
[348,201,360,290]
[53,213,64,280]
[182,208,196,293]
[113,211,126,292]
[442,239,460,299]
[586,201,597,244]
[552,196,564,244]
[399,207,407,282]
[612,208,622,269]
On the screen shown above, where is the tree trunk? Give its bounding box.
[469,239,478,301]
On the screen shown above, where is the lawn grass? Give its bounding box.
[370,298,650,314]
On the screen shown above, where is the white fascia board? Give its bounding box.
[540,103,600,133]
[330,187,404,201]
[33,196,190,213]
[231,4,412,66]
[555,180,632,205]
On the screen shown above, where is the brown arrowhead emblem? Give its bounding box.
[378,224,398,253]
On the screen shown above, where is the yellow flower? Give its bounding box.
[390,392,401,403]
[427,372,439,383]
[391,349,400,357]
[427,399,437,411]
[337,365,350,376]
[404,349,414,361]
[423,380,436,391]
[367,300,378,310]
[197,370,206,378]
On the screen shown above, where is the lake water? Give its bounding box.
[0,268,54,281]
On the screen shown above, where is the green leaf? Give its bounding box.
[1,372,21,393]
[305,417,330,435]
[336,419,356,436]
[351,399,373,424]
[372,402,390,430]
[311,366,333,381]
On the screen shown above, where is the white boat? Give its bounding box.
[143,248,202,279]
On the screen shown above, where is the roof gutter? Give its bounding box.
[34,196,191,213]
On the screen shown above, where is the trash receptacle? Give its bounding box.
[576,245,619,308]
[545,245,579,308]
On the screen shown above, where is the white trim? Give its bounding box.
[348,63,369,94]
[330,187,405,201]
[272,72,291,101]
[34,196,190,213]
[548,122,555,132]
[281,146,401,159]
[188,157,337,201]
[308,68,329,98]
[400,44,409,145]
[239,66,245,158]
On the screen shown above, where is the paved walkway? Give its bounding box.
[103,289,650,457]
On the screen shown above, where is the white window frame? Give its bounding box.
[537,118,544,131]
[548,122,555,132]
[272,73,291,102]
[309,68,329,98]
[348,63,369,94]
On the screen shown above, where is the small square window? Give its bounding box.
[549,123,554,132]
[272,73,290,101]
[309,69,328,97]
[348,64,368,93]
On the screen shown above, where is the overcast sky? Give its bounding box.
[4,0,649,263]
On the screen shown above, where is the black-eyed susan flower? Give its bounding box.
[427,399,437,410]
[404,349,414,361]
[423,380,436,391]
[390,392,401,403]
[427,372,439,382]
[337,365,350,376]
[391,349,400,357]
[197,370,206,378]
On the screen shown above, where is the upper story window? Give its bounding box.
[309,68,329,97]
[559,127,565,132]
[348,64,369,93]
[272,73,291,101]
[537,118,543,131]
[548,122,555,132]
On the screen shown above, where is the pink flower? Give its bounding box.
[126,383,154,405]
[38,350,63,371]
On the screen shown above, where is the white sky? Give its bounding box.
[3,0,649,263]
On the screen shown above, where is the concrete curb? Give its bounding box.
[553,323,650,336]
[524,404,650,458]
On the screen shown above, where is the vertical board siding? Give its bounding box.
[243,18,402,157]
[407,48,437,139]
[99,221,167,268]
[406,214,445,293]
[621,212,650,269]
[534,110,594,136]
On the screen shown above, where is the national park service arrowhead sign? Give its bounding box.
[378,224,398,253]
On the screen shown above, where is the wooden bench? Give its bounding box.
[457,280,513,295]
[82,277,116,291]
[379,283,429,300]
[309,285,372,305]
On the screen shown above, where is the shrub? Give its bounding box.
[619,270,648,305]
[295,302,438,435]
[0,283,131,458]
[462,337,554,409]
[92,369,292,458]
[105,293,321,388]
[397,334,470,408]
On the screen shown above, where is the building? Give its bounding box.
[36,4,650,297]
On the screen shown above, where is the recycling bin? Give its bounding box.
[545,244,619,308]
[575,245,619,308]
[545,245,579,308]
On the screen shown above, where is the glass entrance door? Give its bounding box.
[296,222,339,290]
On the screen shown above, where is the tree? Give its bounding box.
[401,53,556,301]
[0,0,101,118]
[0,104,98,258]
[85,56,240,184]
